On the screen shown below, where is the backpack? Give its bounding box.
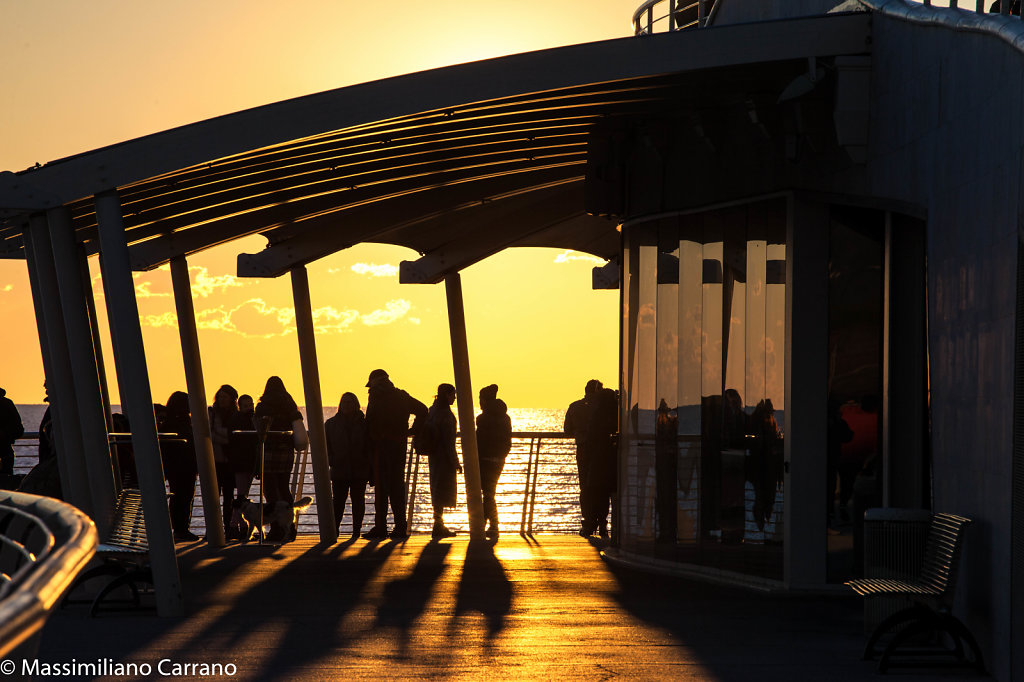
[412,413,438,455]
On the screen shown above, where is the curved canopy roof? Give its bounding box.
[0,13,869,279]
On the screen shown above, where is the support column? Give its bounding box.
[783,196,828,589]
[169,256,225,547]
[48,207,117,536]
[95,191,183,616]
[25,215,93,515]
[81,250,113,431]
[22,224,78,508]
[290,265,337,543]
[445,273,485,539]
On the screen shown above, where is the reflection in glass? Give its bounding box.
[622,198,787,580]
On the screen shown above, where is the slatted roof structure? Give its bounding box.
[0,11,873,615]
[0,13,870,283]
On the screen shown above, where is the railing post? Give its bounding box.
[520,437,535,536]
[406,442,419,530]
[669,0,677,30]
[698,0,707,27]
[528,438,542,535]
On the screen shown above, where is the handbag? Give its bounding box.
[291,418,309,450]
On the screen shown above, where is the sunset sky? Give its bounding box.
[0,1,633,410]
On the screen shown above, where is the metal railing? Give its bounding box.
[863,0,1023,21]
[632,0,722,34]
[13,432,585,537]
[0,490,97,659]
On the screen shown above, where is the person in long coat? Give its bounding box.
[255,376,304,508]
[364,369,428,540]
[477,384,512,540]
[0,387,24,486]
[581,387,618,539]
[325,392,371,539]
[209,384,239,535]
[422,383,461,539]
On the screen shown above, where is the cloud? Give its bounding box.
[351,262,399,278]
[190,266,244,298]
[361,299,411,326]
[554,250,606,266]
[140,297,415,337]
[2,284,12,293]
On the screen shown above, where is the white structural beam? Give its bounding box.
[47,206,117,536]
[169,255,225,548]
[444,273,485,539]
[290,265,337,542]
[22,218,86,511]
[95,191,184,616]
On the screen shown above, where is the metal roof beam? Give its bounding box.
[232,170,583,278]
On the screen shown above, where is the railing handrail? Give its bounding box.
[0,491,97,659]
[632,0,722,35]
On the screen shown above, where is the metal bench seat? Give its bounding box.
[63,488,154,616]
[846,512,984,674]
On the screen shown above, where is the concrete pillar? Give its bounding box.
[22,224,77,508]
[444,273,485,539]
[783,196,828,588]
[95,190,184,617]
[48,207,117,536]
[169,255,225,548]
[290,265,337,543]
[25,214,93,516]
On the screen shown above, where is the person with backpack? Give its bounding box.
[419,383,462,539]
[364,369,428,540]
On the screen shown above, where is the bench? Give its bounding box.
[63,488,154,616]
[845,512,984,674]
[0,490,96,658]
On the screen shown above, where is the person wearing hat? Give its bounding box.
[363,369,428,540]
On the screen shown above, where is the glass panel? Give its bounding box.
[826,206,884,583]
[657,221,680,544]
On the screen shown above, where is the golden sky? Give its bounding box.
[0,1,633,410]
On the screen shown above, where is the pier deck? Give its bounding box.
[38,536,951,680]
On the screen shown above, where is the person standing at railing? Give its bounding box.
[420,383,461,539]
[0,387,24,489]
[159,391,200,542]
[581,387,618,539]
[564,379,602,531]
[227,394,259,539]
[209,384,239,537]
[477,384,512,540]
[325,392,371,539]
[255,377,308,510]
[364,369,427,541]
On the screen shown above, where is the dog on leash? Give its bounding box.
[230,496,313,543]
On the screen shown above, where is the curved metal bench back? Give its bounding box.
[919,513,972,606]
[0,506,55,598]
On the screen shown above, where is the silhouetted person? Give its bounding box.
[746,399,783,533]
[325,392,371,539]
[228,394,259,539]
[364,369,427,540]
[655,399,678,543]
[838,395,879,522]
[421,383,461,539]
[0,387,24,487]
[210,384,239,535]
[255,377,306,510]
[581,387,617,538]
[19,386,62,499]
[159,391,199,542]
[477,384,512,540]
[565,379,602,525]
